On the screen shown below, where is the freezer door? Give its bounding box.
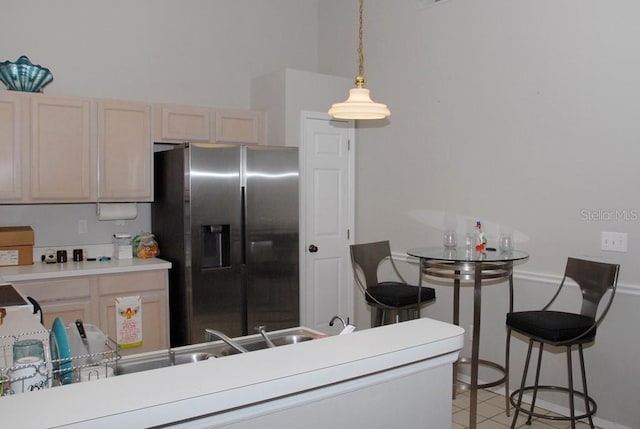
[189,144,244,340]
[244,146,300,332]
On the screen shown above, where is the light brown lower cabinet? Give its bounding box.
[96,271,168,355]
[14,277,93,329]
[13,270,169,356]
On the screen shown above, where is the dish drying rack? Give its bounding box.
[0,328,120,396]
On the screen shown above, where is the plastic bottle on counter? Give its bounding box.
[113,234,133,260]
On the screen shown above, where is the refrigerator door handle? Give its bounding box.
[239,145,247,187]
[241,186,247,264]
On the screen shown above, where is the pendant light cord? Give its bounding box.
[356,0,366,87]
[327,0,390,120]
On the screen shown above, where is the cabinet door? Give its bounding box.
[214,109,265,144]
[0,92,24,200]
[97,271,169,355]
[99,292,168,356]
[30,95,94,201]
[13,277,94,329]
[97,100,152,201]
[37,301,94,331]
[154,104,211,142]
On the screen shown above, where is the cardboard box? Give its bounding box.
[0,226,34,266]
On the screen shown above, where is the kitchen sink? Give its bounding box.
[115,352,212,375]
[216,333,316,356]
[114,327,325,376]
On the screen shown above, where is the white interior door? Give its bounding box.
[300,112,355,335]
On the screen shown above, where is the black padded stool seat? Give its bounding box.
[367,281,436,307]
[506,311,596,344]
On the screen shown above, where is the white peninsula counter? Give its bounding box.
[2,318,464,428]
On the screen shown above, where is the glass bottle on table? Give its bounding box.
[474,221,487,253]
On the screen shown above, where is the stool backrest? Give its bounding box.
[560,257,620,318]
[349,241,393,289]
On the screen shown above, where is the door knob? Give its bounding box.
[308,244,318,253]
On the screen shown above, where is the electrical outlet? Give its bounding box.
[601,231,627,252]
[78,219,88,234]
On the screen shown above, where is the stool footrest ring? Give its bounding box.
[509,385,597,422]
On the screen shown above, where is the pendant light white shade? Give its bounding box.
[328,0,390,121]
[328,87,390,120]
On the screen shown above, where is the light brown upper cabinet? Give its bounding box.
[0,91,95,203]
[97,100,153,202]
[30,95,94,202]
[153,104,212,143]
[0,91,23,201]
[0,90,266,204]
[214,109,264,144]
[154,104,266,145]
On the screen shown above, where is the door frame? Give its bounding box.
[299,111,356,329]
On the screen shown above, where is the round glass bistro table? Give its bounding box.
[407,246,529,429]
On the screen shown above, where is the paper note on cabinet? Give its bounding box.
[115,296,142,348]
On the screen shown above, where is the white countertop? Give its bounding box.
[1,318,464,428]
[0,258,171,282]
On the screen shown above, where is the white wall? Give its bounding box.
[318,0,640,279]
[251,68,352,147]
[0,0,321,247]
[0,204,151,249]
[318,1,640,427]
[1,0,319,106]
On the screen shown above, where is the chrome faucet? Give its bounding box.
[329,315,347,329]
[205,329,249,354]
[256,325,276,348]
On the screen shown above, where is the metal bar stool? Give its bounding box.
[350,241,435,326]
[506,257,619,429]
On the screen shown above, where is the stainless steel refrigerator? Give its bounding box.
[152,143,299,346]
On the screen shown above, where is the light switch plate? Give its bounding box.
[601,231,627,252]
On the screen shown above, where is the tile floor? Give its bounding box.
[451,389,602,429]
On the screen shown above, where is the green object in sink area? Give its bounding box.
[114,327,325,376]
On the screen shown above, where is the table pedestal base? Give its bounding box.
[454,357,507,394]
[408,247,528,429]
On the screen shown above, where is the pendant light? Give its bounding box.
[328,0,390,120]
